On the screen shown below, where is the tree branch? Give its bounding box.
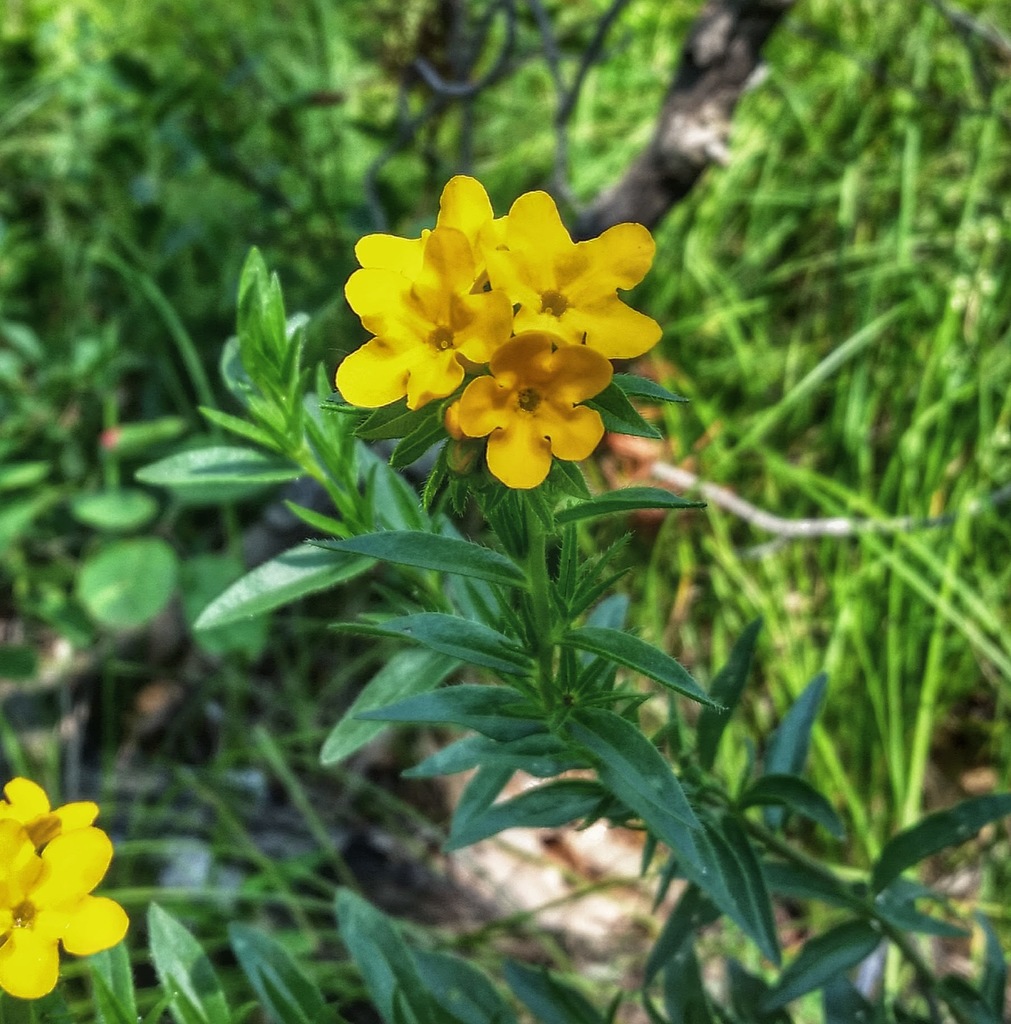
[577,0,796,237]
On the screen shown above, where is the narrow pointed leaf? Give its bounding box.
[562,627,720,707]
[321,649,458,765]
[697,618,762,770]
[136,446,299,504]
[503,962,604,1024]
[741,774,845,839]
[196,544,372,630]
[356,684,542,742]
[613,373,688,404]
[872,793,1011,892]
[761,921,881,1011]
[319,532,526,587]
[556,488,704,524]
[411,949,517,1024]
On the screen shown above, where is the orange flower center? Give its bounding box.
[539,290,568,317]
[11,900,35,928]
[517,387,542,413]
[428,326,455,351]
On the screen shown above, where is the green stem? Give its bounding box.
[525,504,557,711]
[743,817,975,1024]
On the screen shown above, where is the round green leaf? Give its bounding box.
[71,489,159,533]
[77,539,178,629]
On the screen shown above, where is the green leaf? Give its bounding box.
[871,793,1011,892]
[411,949,517,1024]
[761,859,863,910]
[585,382,662,439]
[362,454,429,532]
[873,880,968,937]
[568,708,701,857]
[935,977,1002,1024]
[356,684,542,742]
[645,886,719,985]
[77,539,178,629]
[613,373,688,404]
[320,649,458,765]
[696,618,762,770]
[821,977,877,1024]
[503,962,604,1024]
[562,627,720,707]
[356,399,416,441]
[136,446,299,504]
[705,816,780,964]
[764,672,827,830]
[389,407,446,469]
[89,944,138,1024]
[660,943,717,1024]
[335,614,532,676]
[405,733,582,780]
[335,890,440,1024]
[977,912,1007,1018]
[195,543,372,631]
[319,532,526,588]
[147,904,231,1024]
[740,774,845,839]
[0,645,37,680]
[200,406,284,453]
[761,920,881,1011]
[229,924,335,1024]
[555,487,704,524]
[0,491,58,553]
[70,489,160,533]
[446,779,605,851]
[0,461,49,491]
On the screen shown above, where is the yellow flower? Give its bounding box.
[0,778,98,850]
[457,332,612,489]
[486,191,661,358]
[0,820,128,999]
[337,225,513,409]
[354,175,506,280]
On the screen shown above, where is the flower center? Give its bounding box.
[517,388,541,413]
[539,290,568,318]
[11,901,35,929]
[428,326,455,351]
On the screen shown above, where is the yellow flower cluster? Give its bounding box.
[336,177,661,489]
[0,778,128,1000]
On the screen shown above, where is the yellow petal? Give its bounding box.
[564,297,662,359]
[404,350,464,410]
[415,227,478,305]
[450,290,514,364]
[354,233,425,277]
[0,928,59,999]
[0,820,41,893]
[458,376,512,438]
[511,306,586,347]
[537,403,605,461]
[484,249,543,310]
[567,222,655,298]
[547,345,613,404]
[336,342,414,408]
[505,191,573,266]
[32,828,112,907]
[2,779,50,821]
[436,176,494,240]
[486,417,552,490]
[344,268,411,322]
[58,896,129,956]
[487,333,555,389]
[53,802,99,834]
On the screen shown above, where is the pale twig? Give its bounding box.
[651,462,1011,541]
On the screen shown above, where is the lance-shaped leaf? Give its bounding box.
[195,544,373,631]
[411,949,517,1024]
[555,487,704,524]
[872,793,1011,892]
[356,684,542,742]
[613,373,688,404]
[136,446,299,504]
[740,774,845,839]
[761,920,881,1011]
[562,627,720,707]
[320,649,458,765]
[585,381,662,439]
[318,531,526,587]
[567,708,702,879]
[645,886,719,985]
[503,962,604,1024]
[696,618,762,770]
[405,733,583,780]
[446,779,606,851]
[334,613,532,676]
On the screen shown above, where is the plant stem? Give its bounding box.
[525,504,557,711]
